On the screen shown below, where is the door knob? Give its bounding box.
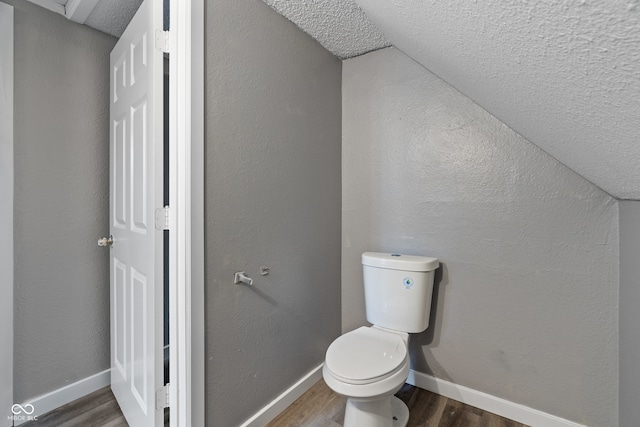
[98,235,113,247]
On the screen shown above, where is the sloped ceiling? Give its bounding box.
[25,0,143,37]
[265,0,640,200]
[262,0,390,59]
[83,0,142,37]
[355,0,640,200]
[28,0,640,198]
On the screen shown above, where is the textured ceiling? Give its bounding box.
[354,0,640,200]
[263,0,640,199]
[261,0,390,59]
[29,0,640,199]
[84,0,143,37]
[25,0,142,37]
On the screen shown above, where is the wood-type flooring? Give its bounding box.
[19,380,528,426]
[267,380,529,427]
[20,387,128,427]
[20,386,169,427]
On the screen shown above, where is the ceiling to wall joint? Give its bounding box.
[261,0,391,59]
[26,0,143,37]
[64,0,101,24]
[262,0,640,200]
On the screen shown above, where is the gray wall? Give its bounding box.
[342,47,619,426]
[620,200,640,426]
[204,0,342,425]
[1,3,14,424]
[7,0,116,402]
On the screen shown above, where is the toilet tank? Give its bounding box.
[362,252,439,333]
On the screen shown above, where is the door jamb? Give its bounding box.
[168,0,204,424]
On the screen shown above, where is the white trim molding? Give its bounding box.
[168,0,190,422]
[239,364,324,427]
[64,0,100,24]
[23,0,65,15]
[407,370,586,427]
[0,4,14,426]
[25,0,99,24]
[168,0,205,424]
[13,369,111,426]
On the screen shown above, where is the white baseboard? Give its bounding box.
[11,366,583,427]
[407,370,585,427]
[239,364,324,427]
[13,369,110,426]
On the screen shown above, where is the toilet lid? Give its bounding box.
[325,327,407,382]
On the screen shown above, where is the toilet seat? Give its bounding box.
[325,327,407,385]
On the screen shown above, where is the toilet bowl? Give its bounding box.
[323,252,439,427]
[323,326,411,427]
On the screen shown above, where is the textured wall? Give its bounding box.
[356,0,640,200]
[342,47,619,426]
[620,201,640,426]
[8,0,116,403]
[205,0,342,425]
[0,3,14,425]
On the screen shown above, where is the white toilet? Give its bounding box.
[323,252,439,427]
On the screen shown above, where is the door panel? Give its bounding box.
[109,0,164,425]
[113,258,127,380]
[113,117,127,228]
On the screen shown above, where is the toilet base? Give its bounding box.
[344,395,409,427]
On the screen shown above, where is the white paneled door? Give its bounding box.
[109,0,164,425]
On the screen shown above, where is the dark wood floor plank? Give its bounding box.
[268,379,345,427]
[399,385,448,426]
[23,387,114,426]
[18,386,177,427]
[22,387,128,427]
[269,379,529,427]
[56,399,124,427]
[22,379,529,427]
[480,409,524,427]
[438,399,483,427]
[100,417,129,427]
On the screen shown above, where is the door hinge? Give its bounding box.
[155,206,170,230]
[156,384,170,410]
[155,30,170,53]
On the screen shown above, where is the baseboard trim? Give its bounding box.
[13,369,110,426]
[239,363,324,427]
[407,370,585,427]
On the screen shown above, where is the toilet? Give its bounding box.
[323,252,439,427]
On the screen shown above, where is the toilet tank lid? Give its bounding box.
[362,252,439,272]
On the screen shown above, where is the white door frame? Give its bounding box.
[0,1,205,424]
[0,4,14,426]
[168,0,204,425]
